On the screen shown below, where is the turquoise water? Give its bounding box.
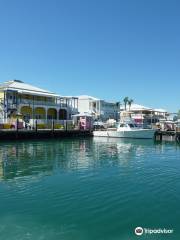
[0,138,179,240]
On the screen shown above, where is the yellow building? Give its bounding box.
[0,80,78,123]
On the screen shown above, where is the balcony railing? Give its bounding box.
[17,99,75,108]
[2,99,78,112]
[18,99,59,106]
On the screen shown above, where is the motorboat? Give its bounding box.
[93,122,156,139]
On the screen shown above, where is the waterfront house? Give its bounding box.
[0,80,78,124]
[77,95,119,121]
[120,103,169,125]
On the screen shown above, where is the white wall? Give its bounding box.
[78,99,91,113]
[78,97,119,121]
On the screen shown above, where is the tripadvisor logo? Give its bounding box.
[134,226,174,236]
[135,227,143,236]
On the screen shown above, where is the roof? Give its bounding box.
[0,80,59,97]
[121,103,153,111]
[77,95,99,100]
[121,103,169,114]
[73,112,93,117]
[154,108,167,113]
[77,95,117,104]
[63,96,78,99]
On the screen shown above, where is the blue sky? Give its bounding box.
[0,0,179,112]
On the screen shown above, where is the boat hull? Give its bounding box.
[93,129,155,139]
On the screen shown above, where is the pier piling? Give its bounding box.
[155,130,180,143]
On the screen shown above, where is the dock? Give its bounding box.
[154,130,180,143]
[0,129,93,141]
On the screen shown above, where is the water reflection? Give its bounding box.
[0,139,90,180]
[0,138,177,181]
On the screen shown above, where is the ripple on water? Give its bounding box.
[0,139,180,240]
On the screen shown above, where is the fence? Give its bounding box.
[29,119,76,130]
[0,119,92,131]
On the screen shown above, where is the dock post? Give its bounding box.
[52,120,54,133]
[65,120,67,131]
[160,133,162,141]
[16,118,19,132]
[16,118,19,139]
[175,133,180,143]
[154,131,157,141]
[35,119,37,133]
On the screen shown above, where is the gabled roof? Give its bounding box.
[77,95,99,101]
[154,108,168,113]
[121,103,168,113]
[121,103,153,111]
[0,80,59,97]
[130,103,153,111]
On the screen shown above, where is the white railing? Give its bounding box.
[18,99,77,109]
[19,99,59,106]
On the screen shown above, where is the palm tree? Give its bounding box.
[116,101,121,109]
[178,110,180,119]
[123,97,129,111]
[128,99,134,111]
[115,102,121,121]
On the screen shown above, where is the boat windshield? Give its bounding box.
[119,124,126,128]
[118,123,137,128]
[128,124,135,128]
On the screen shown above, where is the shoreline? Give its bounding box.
[0,129,93,141]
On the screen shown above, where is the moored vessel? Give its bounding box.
[93,122,156,139]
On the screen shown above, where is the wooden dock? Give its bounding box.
[0,129,93,141]
[154,130,180,143]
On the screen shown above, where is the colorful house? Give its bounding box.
[0,80,78,124]
[120,103,169,125]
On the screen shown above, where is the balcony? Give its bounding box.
[18,99,65,107]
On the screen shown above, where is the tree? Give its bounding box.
[123,97,129,111]
[116,102,119,107]
[128,99,134,111]
[173,115,178,121]
[178,110,180,119]
[115,102,121,121]
[116,101,121,109]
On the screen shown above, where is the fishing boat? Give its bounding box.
[93,122,156,139]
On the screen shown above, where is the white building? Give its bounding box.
[77,95,119,121]
[0,80,78,123]
[120,103,169,125]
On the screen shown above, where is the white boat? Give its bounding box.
[93,122,156,139]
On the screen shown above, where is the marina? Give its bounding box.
[0,80,179,143]
[1,1,180,239]
[0,127,180,143]
[0,79,179,142]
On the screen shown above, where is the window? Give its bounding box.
[93,102,96,108]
